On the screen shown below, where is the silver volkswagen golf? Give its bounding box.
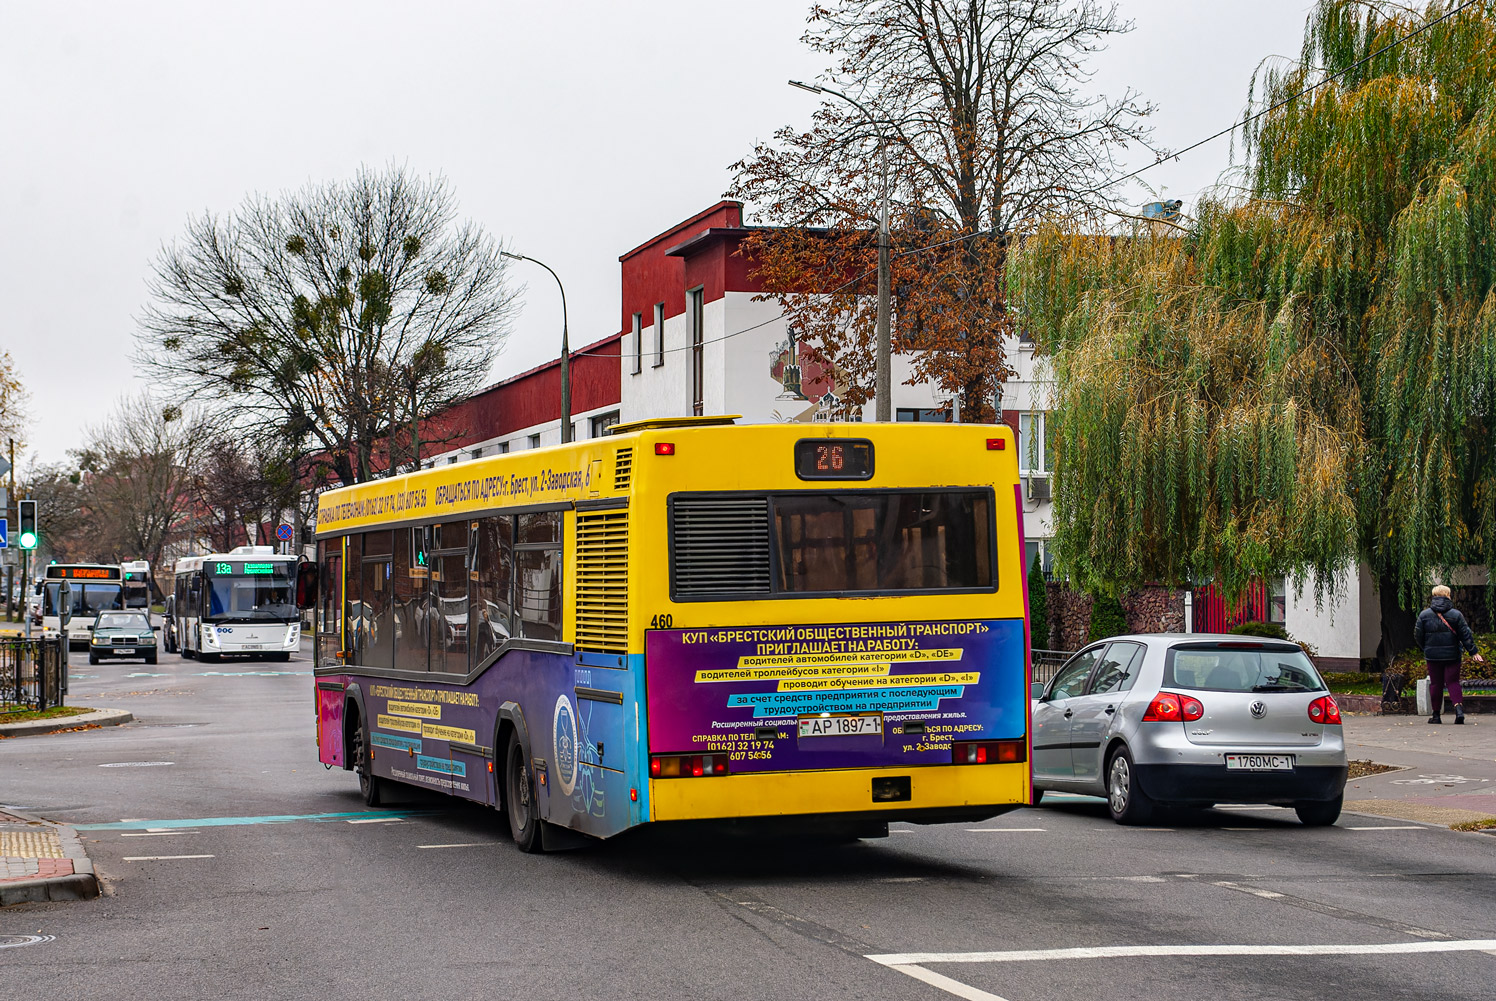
[1031,634,1348,826]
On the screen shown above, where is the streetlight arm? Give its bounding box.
[503,250,572,442]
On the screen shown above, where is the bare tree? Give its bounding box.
[138,164,519,485]
[192,432,300,553]
[72,396,209,569]
[730,0,1156,420]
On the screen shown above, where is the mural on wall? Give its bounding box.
[768,328,862,423]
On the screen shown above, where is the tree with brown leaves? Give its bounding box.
[730,0,1155,421]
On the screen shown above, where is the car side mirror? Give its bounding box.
[296,561,319,610]
[1031,681,1045,700]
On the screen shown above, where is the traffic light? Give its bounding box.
[17,499,37,549]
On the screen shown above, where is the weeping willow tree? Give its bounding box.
[1011,0,1496,651]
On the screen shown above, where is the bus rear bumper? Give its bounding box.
[649,761,1029,824]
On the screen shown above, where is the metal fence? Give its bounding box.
[1031,649,1076,686]
[1,637,67,712]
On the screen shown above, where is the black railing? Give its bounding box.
[1,637,67,712]
[1031,648,1075,685]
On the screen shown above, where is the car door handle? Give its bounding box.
[1104,706,1116,715]
[1063,709,1073,719]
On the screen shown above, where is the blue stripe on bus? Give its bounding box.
[417,755,466,777]
[372,733,423,753]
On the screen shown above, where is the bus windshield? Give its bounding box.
[44,582,123,617]
[206,570,296,621]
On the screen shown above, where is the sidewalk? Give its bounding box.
[1342,714,1496,827]
[0,809,99,905]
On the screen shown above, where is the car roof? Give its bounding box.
[1092,633,1303,647]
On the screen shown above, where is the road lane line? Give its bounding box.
[965,828,1046,832]
[1214,880,1284,899]
[75,810,437,830]
[346,817,405,824]
[416,843,497,849]
[120,832,196,837]
[866,939,1496,965]
[123,855,215,861]
[886,964,1010,1001]
[1346,826,1425,831]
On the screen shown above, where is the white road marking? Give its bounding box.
[1215,805,1290,811]
[867,939,1496,966]
[123,855,215,861]
[345,817,405,824]
[1214,880,1284,899]
[1346,826,1426,831]
[120,831,196,837]
[416,843,497,849]
[965,828,1047,832]
[886,963,1010,1001]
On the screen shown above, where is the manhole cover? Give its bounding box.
[98,761,175,768]
[0,935,55,949]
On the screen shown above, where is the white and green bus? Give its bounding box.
[169,547,302,662]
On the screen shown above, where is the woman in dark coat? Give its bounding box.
[1413,585,1484,724]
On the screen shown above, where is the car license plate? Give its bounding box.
[114,647,135,655]
[240,644,263,650]
[798,713,882,738]
[1225,753,1294,771]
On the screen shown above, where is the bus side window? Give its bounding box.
[394,527,429,672]
[515,512,563,642]
[472,516,514,670]
[345,534,364,665]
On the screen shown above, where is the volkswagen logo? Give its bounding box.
[1249,700,1267,719]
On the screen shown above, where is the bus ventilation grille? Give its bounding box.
[671,496,772,597]
[575,509,629,653]
[613,447,633,491]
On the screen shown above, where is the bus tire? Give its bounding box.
[504,732,543,853]
[201,652,221,664]
[273,652,291,663]
[352,714,382,807]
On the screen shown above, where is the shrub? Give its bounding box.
[1088,592,1128,641]
[1028,555,1049,650]
[1229,621,1290,641]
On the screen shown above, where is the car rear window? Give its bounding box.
[1164,643,1326,693]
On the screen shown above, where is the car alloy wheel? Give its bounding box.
[1108,754,1131,816]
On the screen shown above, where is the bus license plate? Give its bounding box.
[798,713,882,738]
[241,644,263,651]
[1225,753,1294,771]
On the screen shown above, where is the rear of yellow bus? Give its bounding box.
[627,422,1031,835]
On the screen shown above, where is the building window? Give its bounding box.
[1023,539,1056,579]
[528,433,540,449]
[590,411,620,438]
[471,447,483,460]
[1268,577,1287,624]
[497,442,509,454]
[653,302,665,368]
[631,312,642,375]
[896,408,952,423]
[1018,412,1053,473]
[689,287,704,416]
[448,456,459,465]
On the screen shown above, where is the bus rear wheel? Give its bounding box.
[505,733,543,853]
[352,717,382,807]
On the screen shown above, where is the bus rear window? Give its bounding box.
[774,491,992,594]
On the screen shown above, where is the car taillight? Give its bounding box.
[1308,696,1342,725]
[1180,694,1204,721]
[649,754,727,778]
[1142,692,1183,721]
[952,740,1026,764]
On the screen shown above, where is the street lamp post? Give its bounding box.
[502,251,572,443]
[790,79,891,422]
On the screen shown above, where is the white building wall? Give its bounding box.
[621,309,693,421]
[1284,565,1365,665]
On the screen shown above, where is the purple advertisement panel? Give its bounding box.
[645,618,1025,772]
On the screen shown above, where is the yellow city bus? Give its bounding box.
[309,419,1032,851]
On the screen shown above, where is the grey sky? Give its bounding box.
[1,0,1310,466]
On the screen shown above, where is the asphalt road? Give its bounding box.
[3,649,1495,1000]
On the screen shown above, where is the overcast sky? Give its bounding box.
[1,0,1311,467]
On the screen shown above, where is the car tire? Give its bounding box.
[145,652,158,665]
[1294,795,1342,827]
[1106,747,1156,825]
[1030,788,1045,807]
[88,653,99,665]
[352,717,382,807]
[505,732,544,853]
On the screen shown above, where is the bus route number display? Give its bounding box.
[793,438,874,480]
[210,562,279,575]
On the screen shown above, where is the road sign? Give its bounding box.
[0,455,10,477]
[0,518,6,548]
[276,523,294,542]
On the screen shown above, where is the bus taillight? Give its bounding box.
[650,754,728,778]
[953,740,1025,765]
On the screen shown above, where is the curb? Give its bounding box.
[0,708,134,737]
[1,809,99,907]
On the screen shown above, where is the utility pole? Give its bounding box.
[791,80,893,421]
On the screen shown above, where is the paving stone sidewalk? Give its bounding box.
[1343,714,1496,828]
[0,809,99,905]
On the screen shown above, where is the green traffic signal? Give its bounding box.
[18,530,37,550]
[18,499,37,550]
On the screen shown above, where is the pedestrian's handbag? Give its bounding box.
[1436,611,1457,635]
